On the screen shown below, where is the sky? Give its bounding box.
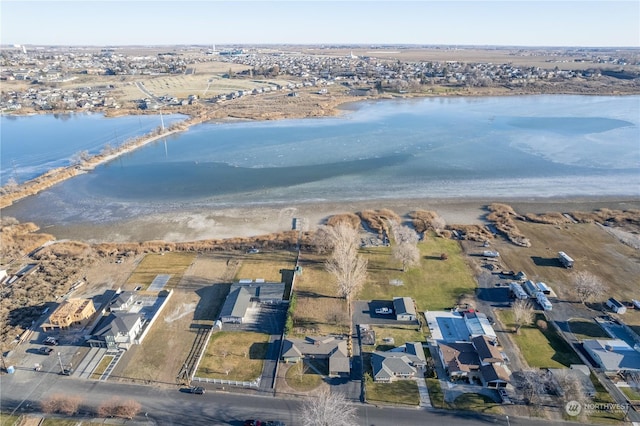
[1,1,639,47]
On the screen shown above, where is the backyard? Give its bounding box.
[498,311,580,368]
[125,252,196,290]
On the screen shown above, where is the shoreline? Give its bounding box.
[37,195,640,244]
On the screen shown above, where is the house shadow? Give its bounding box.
[531,256,562,267]
[193,284,231,322]
[249,341,270,360]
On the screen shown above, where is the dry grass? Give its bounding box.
[408,210,440,234]
[234,250,297,282]
[446,224,494,242]
[197,331,269,381]
[487,203,531,247]
[292,252,347,336]
[523,212,574,225]
[125,252,195,290]
[326,213,361,229]
[358,209,401,236]
[491,221,640,302]
[570,208,640,228]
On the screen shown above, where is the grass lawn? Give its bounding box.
[234,250,297,283]
[292,252,346,336]
[284,361,323,392]
[126,252,196,290]
[370,326,425,350]
[586,373,628,424]
[90,355,113,380]
[196,331,269,381]
[568,319,609,341]
[426,378,446,409]
[359,235,477,311]
[499,311,580,368]
[42,420,82,426]
[366,379,420,406]
[452,393,503,415]
[0,414,21,426]
[621,386,640,401]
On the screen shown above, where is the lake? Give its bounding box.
[2,95,639,227]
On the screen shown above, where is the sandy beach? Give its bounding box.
[42,196,640,243]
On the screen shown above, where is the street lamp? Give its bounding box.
[506,415,510,426]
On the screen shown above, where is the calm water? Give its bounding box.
[2,95,639,226]
[0,112,185,185]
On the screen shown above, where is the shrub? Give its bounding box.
[536,319,548,331]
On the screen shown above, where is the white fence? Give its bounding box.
[191,376,261,388]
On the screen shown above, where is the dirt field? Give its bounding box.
[483,221,640,324]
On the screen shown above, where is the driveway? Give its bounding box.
[352,300,418,327]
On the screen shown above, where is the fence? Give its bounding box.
[191,376,261,388]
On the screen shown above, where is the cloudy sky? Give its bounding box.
[2,1,639,47]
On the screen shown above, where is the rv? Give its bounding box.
[523,280,538,298]
[535,292,553,311]
[558,251,574,268]
[510,282,529,300]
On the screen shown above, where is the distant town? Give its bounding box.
[1,45,639,114]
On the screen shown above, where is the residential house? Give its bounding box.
[88,312,143,351]
[583,339,640,374]
[437,341,481,383]
[109,291,135,312]
[281,336,350,377]
[219,281,285,323]
[371,342,427,382]
[43,298,96,331]
[393,297,417,322]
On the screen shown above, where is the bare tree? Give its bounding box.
[324,223,368,301]
[115,399,141,420]
[299,388,357,426]
[518,369,548,405]
[572,271,607,304]
[512,299,535,334]
[312,225,336,254]
[392,243,420,272]
[554,369,586,404]
[40,394,82,415]
[391,223,420,272]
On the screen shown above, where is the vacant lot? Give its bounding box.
[196,331,269,381]
[369,326,424,351]
[125,252,196,290]
[366,379,420,406]
[234,249,297,282]
[490,222,640,303]
[293,252,347,336]
[360,235,477,311]
[499,311,580,368]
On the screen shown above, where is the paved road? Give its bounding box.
[1,372,592,426]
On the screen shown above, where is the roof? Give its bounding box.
[472,335,503,363]
[92,312,141,338]
[463,311,497,339]
[282,336,349,373]
[480,363,510,383]
[405,342,427,364]
[371,351,420,380]
[583,339,640,371]
[219,287,252,319]
[438,342,480,373]
[393,297,416,316]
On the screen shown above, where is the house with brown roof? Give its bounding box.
[437,341,482,383]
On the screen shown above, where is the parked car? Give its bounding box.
[264,422,285,426]
[189,386,205,394]
[498,388,512,404]
[375,307,393,315]
[43,337,58,346]
[59,368,73,376]
[38,346,53,355]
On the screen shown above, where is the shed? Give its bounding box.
[393,297,416,322]
[606,298,627,314]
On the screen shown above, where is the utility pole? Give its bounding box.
[57,352,64,374]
